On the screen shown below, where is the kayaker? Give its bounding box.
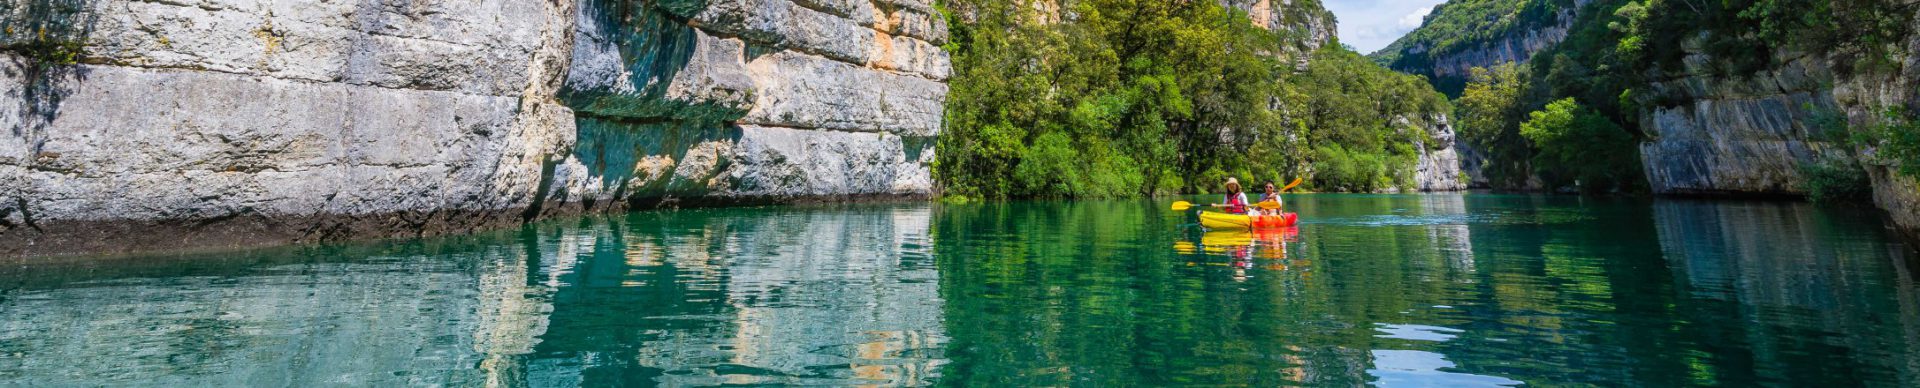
[1258,181,1282,212]
[1213,178,1252,215]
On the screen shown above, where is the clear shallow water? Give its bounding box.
[2,194,1919,386]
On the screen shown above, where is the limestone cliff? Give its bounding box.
[0,0,948,257]
[1636,45,1850,196]
[1373,0,1587,96]
[1219,0,1337,63]
[1631,1,1920,232]
[1410,114,1468,191]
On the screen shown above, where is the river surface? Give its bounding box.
[3,194,1919,386]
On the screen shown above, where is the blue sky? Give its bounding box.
[1322,0,1448,54]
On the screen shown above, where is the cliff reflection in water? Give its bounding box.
[2,196,1920,386]
[0,205,946,386]
[501,205,946,386]
[1653,200,1920,385]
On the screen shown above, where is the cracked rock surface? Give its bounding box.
[0,0,949,258]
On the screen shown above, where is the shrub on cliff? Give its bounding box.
[1623,0,1913,77]
[1852,109,1920,181]
[1800,160,1871,203]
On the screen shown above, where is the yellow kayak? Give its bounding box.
[1198,211,1298,230]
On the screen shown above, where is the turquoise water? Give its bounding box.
[3,194,1918,386]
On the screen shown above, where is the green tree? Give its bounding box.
[1288,47,1448,191]
[1456,63,1537,189]
[937,0,1456,198]
[1518,98,1643,192]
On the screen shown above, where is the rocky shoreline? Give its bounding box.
[1,0,951,258]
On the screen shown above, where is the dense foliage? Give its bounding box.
[1620,0,1915,77]
[1800,160,1872,203]
[1851,108,1920,180]
[1286,49,1454,192]
[1518,98,1642,192]
[1454,64,1537,189]
[936,0,1453,199]
[1378,0,1650,192]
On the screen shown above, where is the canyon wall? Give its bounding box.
[0,0,948,258]
[1376,0,1919,235]
[1404,7,1576,84]
[1636,17,1920,233]
[1636,46,1851,196]
[1373,0,1589,96]
[1410,114,1468,191]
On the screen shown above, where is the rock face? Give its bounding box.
[1219,0,1337,63]
[1373,0,1588,96]
[1410,115,1468,191]
[1840,44,1920,236]
[1633,10,1920,235]
[1637,49,1851,196]
[547,0,947,213]
[0,0,949,257]
[1416,7,1575,83]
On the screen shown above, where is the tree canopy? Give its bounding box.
[937,0,1456,199]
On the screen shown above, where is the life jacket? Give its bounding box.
[1224,193,1248,214]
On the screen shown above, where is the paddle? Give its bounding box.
[1255,178,1305,210]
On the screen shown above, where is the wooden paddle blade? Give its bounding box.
[1171,201,1193,211]
[1281,177,1304,191]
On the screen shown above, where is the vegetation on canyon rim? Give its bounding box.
[1382,0,1920,197]
[935,0,1449,199]
[934,0,1918,200]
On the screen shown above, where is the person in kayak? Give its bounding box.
[1213,178,1253,215]
[1258,181,1282,212]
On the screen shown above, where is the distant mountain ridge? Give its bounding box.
[1370,0,1586,96]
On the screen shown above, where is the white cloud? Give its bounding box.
[1398,6,1434,29]
[1323,0,1449,53]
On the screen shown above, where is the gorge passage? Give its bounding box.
[5,0,1919,260]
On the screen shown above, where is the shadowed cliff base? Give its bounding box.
[0,208,534,261]
[0,190,932,260]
